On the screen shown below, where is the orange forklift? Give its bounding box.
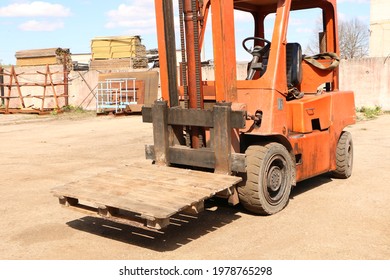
[53,0,355,229]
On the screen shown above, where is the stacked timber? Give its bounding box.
[15,48,72,68]
[90,36,148,70]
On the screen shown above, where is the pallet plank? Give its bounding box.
[119,163,239,188]
[61,179,201,213]
[54,184,179,219]
[52,163,242,225]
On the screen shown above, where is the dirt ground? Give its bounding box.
[0,112,389,260]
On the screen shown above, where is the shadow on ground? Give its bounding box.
[66,174,333,251]
[67,198,242,252]
[291,173,333,198]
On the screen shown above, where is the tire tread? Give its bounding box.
[332,131,353,179]
[238,143,292,215]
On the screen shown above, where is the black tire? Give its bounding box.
[332,131,353,179]
[238,143,293,215]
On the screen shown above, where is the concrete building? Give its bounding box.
[370,0,390,57]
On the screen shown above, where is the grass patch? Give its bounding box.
[61,105,87,114]
[50,105,95,119]
[356,105,383,120]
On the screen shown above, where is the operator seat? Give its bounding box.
[286,42,302,88]
[248,42,302,89]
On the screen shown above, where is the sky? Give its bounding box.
[0,0,370,65]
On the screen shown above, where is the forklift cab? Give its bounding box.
[244,39,303,94]
[235,0,338,94]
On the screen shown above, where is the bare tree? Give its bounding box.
[304,20,323,55]
[339,18,369,59]
[305,18,369,59]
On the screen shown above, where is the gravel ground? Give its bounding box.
[0,112,389,260]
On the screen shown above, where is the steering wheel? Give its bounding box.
[242,37,271,80]
[242,37,271,56]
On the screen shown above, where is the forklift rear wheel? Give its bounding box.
[238,143,293,215]
[332,131,353,179]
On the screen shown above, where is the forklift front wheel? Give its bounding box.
[238,143,293,215]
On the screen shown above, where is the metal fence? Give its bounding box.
[96,78,137,114]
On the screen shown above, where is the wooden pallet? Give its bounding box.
[52,163,242,229]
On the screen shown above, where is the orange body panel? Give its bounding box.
[289,130,331,181]
[287,91,355,182]
[300,60,335,93]
[236,86,288,135]
[329,90,356,133]
[288,94,332,133]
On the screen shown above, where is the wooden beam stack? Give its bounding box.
[15,48,71,67]
[90,36,148,70]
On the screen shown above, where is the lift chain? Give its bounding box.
[191,0,202,110]
[179,0,191,147]
[179,0,189,110]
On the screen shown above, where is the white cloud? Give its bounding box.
[19,20,64,31]
[0,1,71,18]
[105,1,156,34]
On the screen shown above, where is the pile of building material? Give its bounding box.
[146,48,159,67]
[90,36,148,70]
[15,48,72,68]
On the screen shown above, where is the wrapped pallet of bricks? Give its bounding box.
[90,35,148,70]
